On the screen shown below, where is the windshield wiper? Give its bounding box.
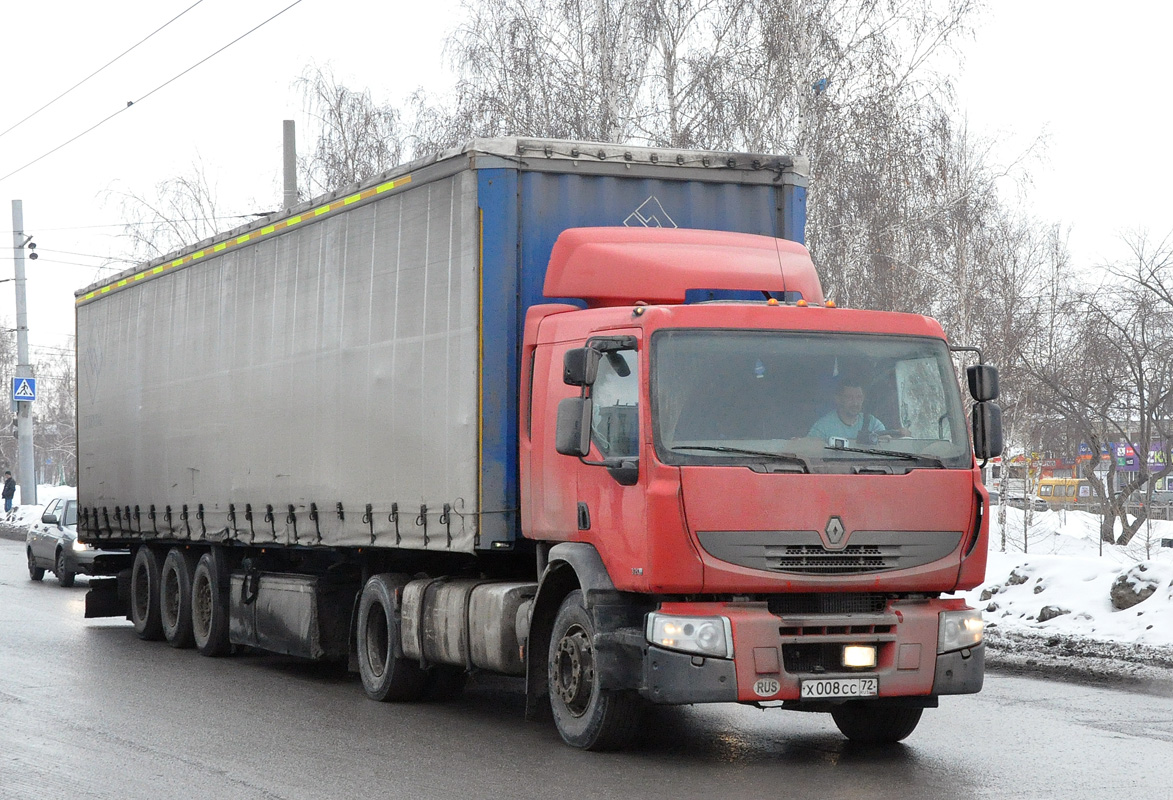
[823,444,946,469]
[671,445,809,472]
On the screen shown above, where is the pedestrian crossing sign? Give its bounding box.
[12,378,36,402]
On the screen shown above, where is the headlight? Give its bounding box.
[938,609,984,654]
[646,613,733,658]
[71,539,90,552]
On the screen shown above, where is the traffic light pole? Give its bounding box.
[10,200,36,508]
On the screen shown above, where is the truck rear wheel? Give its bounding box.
[547,590,643,751]
[160,548,197,648]
[191,551,231,656]
[356,574,426,702]
[831,703,923,744]
[130,546,164,640]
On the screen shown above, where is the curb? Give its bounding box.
[984,628,1173,697]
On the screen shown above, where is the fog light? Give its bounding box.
[843,644,877,668]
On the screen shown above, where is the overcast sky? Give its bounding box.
[1,0,1170,358]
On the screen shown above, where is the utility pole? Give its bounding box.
[10,200,36,507]
[283,120,297,210]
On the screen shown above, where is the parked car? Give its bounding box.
[26,499,129,587]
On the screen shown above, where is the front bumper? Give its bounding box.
[637,599,983,705]
[66,548,133,577]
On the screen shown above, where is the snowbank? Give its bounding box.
[2,484,76,529]
[964,507,1173,648]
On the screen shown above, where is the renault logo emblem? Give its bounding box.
[825,516,846,546]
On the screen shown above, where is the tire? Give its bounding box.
[424,665,468,702]
[191,551,231,656]
[831,703,923,744]
[55,549,76,588]
[547,590,643,750]
[27,549,44,581]
[160,548,197,648]
[130,546,164,641]
[356,574,426,702]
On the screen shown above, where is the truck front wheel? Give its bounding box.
[130,546,164,640]
[356,574,426,702]
[547,590,643,750]
[831,703,923,744]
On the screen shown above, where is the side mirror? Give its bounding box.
[42,513,59,525]
[972,402,1003,460]
[563,348,600,387]
[966,365,999,402]
[556,397,592,457]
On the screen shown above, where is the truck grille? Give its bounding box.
[696,529,963,575]
[768,593,888,615]
[772,544,887,573]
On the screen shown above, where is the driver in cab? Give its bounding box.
[808,380,910,443]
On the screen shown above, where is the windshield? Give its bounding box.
[652,330,971,473]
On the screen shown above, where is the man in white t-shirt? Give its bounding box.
[808,381,909,442]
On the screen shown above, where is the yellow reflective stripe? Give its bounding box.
[77,172,414,305]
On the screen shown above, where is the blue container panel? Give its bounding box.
[516,172,788,313]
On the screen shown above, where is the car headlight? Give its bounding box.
[646,612,733,659]
[71,539,90,552]
[938,609,984,654]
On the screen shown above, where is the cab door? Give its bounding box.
[571,334,648,589]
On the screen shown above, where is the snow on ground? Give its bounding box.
[2,484,76,529]
[965,506,1173,648]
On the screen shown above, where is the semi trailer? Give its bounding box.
[77,137,1001,750]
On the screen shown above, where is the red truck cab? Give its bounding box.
[519,228,998,749]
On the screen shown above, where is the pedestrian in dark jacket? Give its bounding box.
[2,471,15,512]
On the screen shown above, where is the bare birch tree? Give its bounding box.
[107,158,231,262]
[295,63,408,196]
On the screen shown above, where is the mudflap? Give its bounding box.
[85,571,130,619]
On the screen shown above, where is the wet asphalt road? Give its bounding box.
[1,537,1171,800]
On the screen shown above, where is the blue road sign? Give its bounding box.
[12,378,36,402]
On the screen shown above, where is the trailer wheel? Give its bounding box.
[831,703,923,744]
[27,549,44,581]
[55,549,76,587]
[547,590,643,750]
[130,546,164,640]
[356,574,426,702]
[160,548,197,648]
[191,552,231,656]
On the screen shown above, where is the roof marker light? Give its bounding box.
[767,297,779,306]
[797,299,808,307]
[826,300,837,308]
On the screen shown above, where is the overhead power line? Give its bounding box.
[0,0,207,143]
[0,0,308,184]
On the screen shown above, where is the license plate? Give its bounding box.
[800,677,878,699]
